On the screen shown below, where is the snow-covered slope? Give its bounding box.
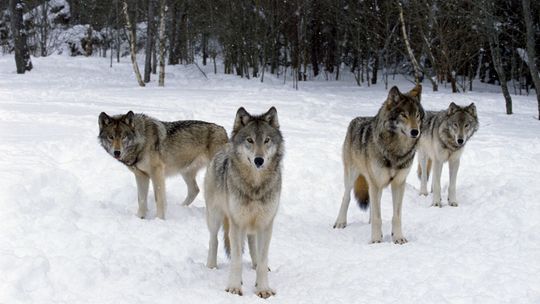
[0,55,539,303]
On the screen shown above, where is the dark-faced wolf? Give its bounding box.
[333,85,424,244]
[204,107,284,298]
[98,111,228,219]
[417,102,479,207]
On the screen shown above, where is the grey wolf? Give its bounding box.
[417,102,478,207]
[98,111,228,219]
[204,107,284,298]
[333,85,424,244]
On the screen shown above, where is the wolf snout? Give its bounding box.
[254,157,264,168]
[457,138,464,145]
[113,150,121,158]
[410,129,419,138]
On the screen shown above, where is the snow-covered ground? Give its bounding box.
[1,55,539,303]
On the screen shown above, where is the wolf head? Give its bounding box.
[444,102,479,147]
[383,84,424,139]
[98,111,139,162]
[231,106,284,170]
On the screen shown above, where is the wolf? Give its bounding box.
[333,85,424,244]
[417,102,478,207]
[204,107,284,298]
[98,111,228,219]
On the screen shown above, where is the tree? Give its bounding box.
[158,0,166,86]
[521,0,540,120]
[144,0,155,83]
[122,0,145,87]
[9,0,33,73]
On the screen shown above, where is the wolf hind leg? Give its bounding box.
[206,207,223,269]
[333,165,358,229]
[181,169,200,206]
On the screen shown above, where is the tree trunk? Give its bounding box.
[489,38,512,114]
[398,3,421,84]
[168,1,178,65]
[144,0,155,83]
[9,0,33,73]
[122,0,145,87]
[158,0,166,87]
[522,0,540,119]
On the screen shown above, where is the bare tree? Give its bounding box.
[122,0,145,87]
[9,0,32,73]
[398,2,421,84]
[144,0,155,83]
[522,0,540,119]
[158,0,166,87]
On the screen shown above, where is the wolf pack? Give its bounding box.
[98,84,479,298]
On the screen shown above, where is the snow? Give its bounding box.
[1,55,540,303]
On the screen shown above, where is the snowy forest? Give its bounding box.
[1,1,540,303]
[2,0,540,117]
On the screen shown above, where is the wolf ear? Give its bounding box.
[99,112,111,129]
[123,111,135,128]
[466,103,477,117]
[407,84,422,100]
[262,106,279,129]
[387,86,402,105]
[448,102,460,115]
[232,107,252,134]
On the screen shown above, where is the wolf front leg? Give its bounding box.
[150,164,167,219]
[369,185,383,243]
[255,222,275,299]
[431,160,444,207]
[205,207,222,269]
[448,158,460,207]
[391,180,407,244]
[226,222,245,296]
[333,166,357,229]
[418,151,429,196]
[134,171,149,219]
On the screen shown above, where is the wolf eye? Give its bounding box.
[264,137,270,144]
[246,138,254,144]
[464,124,469,128]
[400,112,407,118]
[108,136,114,140]
[453,123,458,128]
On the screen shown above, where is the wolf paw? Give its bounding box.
[393,237,408,245]
[432,201,442,208]
[419,190,429,196]
[256,288,276,299]
[448,201,458,207]
[206,262,217,269]
[136,209,147,219]
[333,220,347,229]
[225,286,243,296]
[370,234,383,244]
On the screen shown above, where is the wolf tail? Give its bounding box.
[223,215,231,257]
[354,175,369,210]
[417,158,432,181]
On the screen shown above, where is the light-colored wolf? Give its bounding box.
[417,102,479,207]
[98,111,228,219]
[333,85,424,244]
[204,107,284,298]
